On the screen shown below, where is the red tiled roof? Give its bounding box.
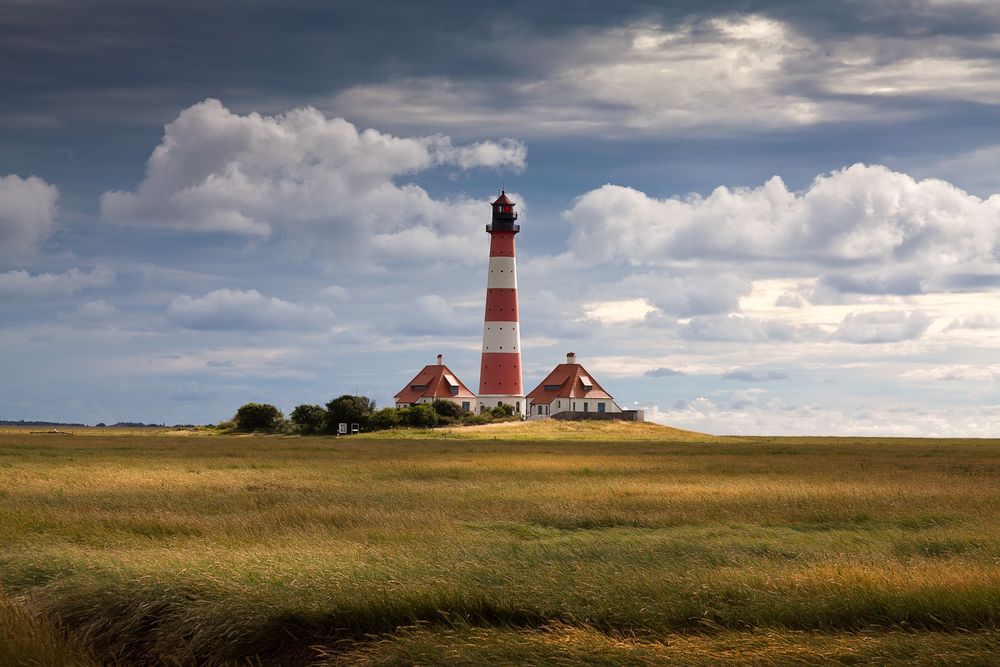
[525,362,612,404]
[394,363,476,403]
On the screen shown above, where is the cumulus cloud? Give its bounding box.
[566,164,1000,269]
[0,174,59,261]
[679,314,821,343]
[833,310,932,344]
[620,273,750,316]
[723,369,789,382]
[391,294,481,337]
[644,367,684,377]
[645,396,1000,438]
[100,99,526,262]
[165,288,335,331]
[945,314,1000,331]
[774,292,805,308]
[0,267,115,299]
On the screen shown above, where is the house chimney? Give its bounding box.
[437,354,444,366]
[567,352,576,364]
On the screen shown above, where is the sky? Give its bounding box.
[2,0,999,435]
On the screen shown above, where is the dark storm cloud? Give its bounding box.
[7,0,1000,128]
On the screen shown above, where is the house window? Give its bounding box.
[450,386,459,395]
[572,402,576,411]
[537,405,543,415]
[557,400,560,408]
[583,402,589,412]
[544,384,561,391]
[598,402,606,413]
[462,401,470,412]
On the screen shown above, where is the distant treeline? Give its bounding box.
[1,420,88,427]
[0,420,195,428]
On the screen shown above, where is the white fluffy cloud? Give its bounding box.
[0,174,59,262]
[565,164,1000,292]
[165,288,335,331]
[645,396,1000,438]
[390,294,482,337]
[946,314,1000,331]
[678,314,821,342]
[833,310,932,344]
[620,273,750,316]
[0,267,114,299]
[101,99,526,262]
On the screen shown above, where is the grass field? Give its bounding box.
[1,426,999,665]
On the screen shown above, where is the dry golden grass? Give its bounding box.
[0,431,998,664]
[0,588,96,666]
[326,624,1000,666]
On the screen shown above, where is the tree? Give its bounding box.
[290,404,326,434]
[233,403,284,432]
[324,395,376,433]
[369,407,401,430]
[432,399,463,419]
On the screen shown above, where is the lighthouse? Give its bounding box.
[478,191,524,416]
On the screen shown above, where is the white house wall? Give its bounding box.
[526,396,621,419]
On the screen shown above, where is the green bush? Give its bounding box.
[399,403,438,428]
[461,412,493,426]
[432,399,464,419]
[232,403,283,432]
[491,403,515,419]
[369,407,401,430]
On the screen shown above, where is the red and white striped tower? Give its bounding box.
[478,191,524,416]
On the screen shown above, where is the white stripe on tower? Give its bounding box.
[481,321,520,353]
[486,258,518,289]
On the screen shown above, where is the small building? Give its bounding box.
[526,352,629,419]
[394,354,477,413]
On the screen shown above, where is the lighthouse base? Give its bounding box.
[477,394,526,417]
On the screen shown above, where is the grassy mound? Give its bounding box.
[362,419,718,441]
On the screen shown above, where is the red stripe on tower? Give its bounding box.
[478,192,524,416]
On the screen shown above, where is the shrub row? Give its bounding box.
[229,396,517,434]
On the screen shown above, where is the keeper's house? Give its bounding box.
[526,353,642,421]
[394,354,477,413]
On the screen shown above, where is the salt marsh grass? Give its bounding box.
[0,429,998,664]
